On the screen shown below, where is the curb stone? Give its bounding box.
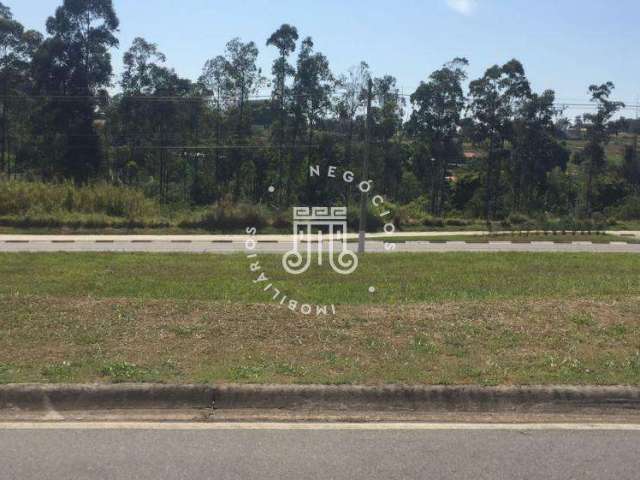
[1,384,640,414]
[0,384,214,411]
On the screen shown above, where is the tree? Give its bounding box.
[581,82,624,216]
[510,89,568,212]
[468,59,530,222]
[408,58,467,215]
[0,3,41,174]
[372,75,404,197]
[622,144,640,194]
[121,37,166,94]
[114,37,194,200]
[266,24,298,194]
[336,62,369,161]
[335,61,369,205]
[116,37,168,186]
[292,37,333,202]
[199,56,229,108]
[199,55,231,191]
[32,0,119,181]
[224,38,263,135]
[221,38,264,197]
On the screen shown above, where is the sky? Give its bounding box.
[8,0,640,116]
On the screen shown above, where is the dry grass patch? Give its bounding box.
[1,294,639,385]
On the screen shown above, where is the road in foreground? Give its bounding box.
[1,422,639,480]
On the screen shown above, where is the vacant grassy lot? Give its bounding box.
[0,252,639,385]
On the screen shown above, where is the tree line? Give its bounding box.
[1,0,639,223]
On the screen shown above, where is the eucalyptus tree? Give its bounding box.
[266,24,298,190]
[331,61,369,207]
[114,37,167,184]
[114,37,195,200]
[468,59,530,222]
[121,37,167,94]
[199,55,232,192]
[372,75,404,197]
[581,82,624,215]
[31,0,119,181]
[199,56,229,106]
[199,55,231,134]
[510,89,568,212]
[292,37,334,202]
[336,61,370,167]
[223,38,264,136]
[0,2,42,174]
[408,58,467,215]
[220,38,265,197]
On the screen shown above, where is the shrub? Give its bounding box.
[508,213,531,225]
[444,218,470,227]
[423,216,445,227]
[182,200,269,231]
[347,206,385,231]
[591,212,609,230]
[391,204,427,228]
[613,196,640,221]
[272,210,292,230]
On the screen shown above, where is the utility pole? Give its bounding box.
[358,78,373,255]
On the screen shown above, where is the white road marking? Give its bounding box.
[1,422,640,431]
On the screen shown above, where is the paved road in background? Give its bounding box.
[1,234,640,253]
[1,423,639,480]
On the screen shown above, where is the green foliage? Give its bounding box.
[613,196,640,220]
[41,361,75,382]
[180,199,269,231]
[0,180,159,218]
[100,361,148,382]
[30,0,119,181]
[0,0,638,222]
[570,313,596,327]
[423,216,445,227]
[346,205,385,231]
[507,213,531,226]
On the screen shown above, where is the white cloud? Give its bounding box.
[446,0,478,16]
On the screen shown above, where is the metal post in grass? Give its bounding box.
[358,78,373,255]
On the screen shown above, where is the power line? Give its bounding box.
[3,94,639,112]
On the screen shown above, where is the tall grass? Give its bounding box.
[0,180,632,232]
[0,180,159,218]
[179,199,271,231]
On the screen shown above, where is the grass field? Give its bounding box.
[2,252,640,303]
[1,252,639,385]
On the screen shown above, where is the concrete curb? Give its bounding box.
[0,384,214,411]
[2,384,640,414]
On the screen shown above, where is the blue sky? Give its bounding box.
[9,0,640,114]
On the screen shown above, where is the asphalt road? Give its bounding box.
[1,423,639,480]
[1,235,640,253]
